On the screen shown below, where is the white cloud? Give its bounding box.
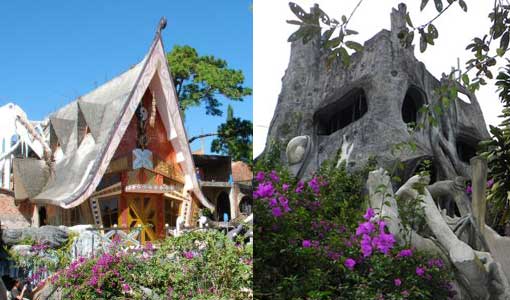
[254,0,502,157]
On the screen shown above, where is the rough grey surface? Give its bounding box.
[33,284,62,300]
[69,225,96,258]
[1,226,68,248]
[264,4,490,183]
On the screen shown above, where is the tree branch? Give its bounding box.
[188,133,219,144]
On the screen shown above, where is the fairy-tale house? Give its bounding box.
[11,19,214,243]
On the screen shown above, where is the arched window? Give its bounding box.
[456,138,478,163]
[402,86,425,125]
[315,88,368,135]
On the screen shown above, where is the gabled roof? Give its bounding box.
[13,20,214,211]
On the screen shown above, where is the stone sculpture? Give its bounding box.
[264,4,489,185]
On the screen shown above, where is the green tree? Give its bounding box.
[167,45,252,116]
[211,105,253,164]
[480,63,510,232]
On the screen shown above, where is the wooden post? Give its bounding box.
[471,156,488,236]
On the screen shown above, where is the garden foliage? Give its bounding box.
[254,161,454,299]
[48,230,252,300]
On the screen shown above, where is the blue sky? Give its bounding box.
[0,0,252,154]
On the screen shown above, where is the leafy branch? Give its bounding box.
[286,2,365,67]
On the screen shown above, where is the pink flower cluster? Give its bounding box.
[355,210,395,257]
[255,171,329,218]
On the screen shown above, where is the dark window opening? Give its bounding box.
[315,89,368,135]
[240,196,253,215]
[39,207,47,226]
[99,197,119,228]
[164,198,181,227]
[402,86,425,124]
[217,192,230,222]
[415,159,438,184]
[456,139,477,163]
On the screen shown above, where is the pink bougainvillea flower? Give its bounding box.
[295,181,305,193]
[397,249,413,258]
[416,266,426,277]
[466,185,472,194]
[254,182,275,199]
[302,240,312,248]
[363,207,375,220]
[373,232,395,254]
[427,258,444,269]
[269,198,278,207]
[356,221,375,236]
[272,207,282,217]
[344,258,356,270]
[377,220,386,232]
[308,177,321,194]
[487,178,494,188]
[183,251,195,259]
[394,278,402,286]
[360,234,373,257]
[282,183,290,191]
[255,171,265,182]
[269,170,280,182]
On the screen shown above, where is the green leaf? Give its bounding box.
[428,24,438,38]
[339,47,350,66]
[441,96,450,107]
[341,15,347,23]
[501,31,509,51]
[345,29,359,35]
[497,47,506,57]
[286,20,303,26]
[405,13,414,28]
[345,41,363,52]
[420,34,427,52]
[289,2,309,21]
[462,73,469,85]
[322,28,335,42]
[458,0,467,12]
[420,0,429,11]
[425,33,435,45]
[325,37,341,49]
[434,0,443,12]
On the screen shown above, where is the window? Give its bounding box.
[69,206,82,226]
[164,198,181,227]
[402,86,425,125]
[315,89,368,135]
[456,138,478,163]
[99,196,119,228]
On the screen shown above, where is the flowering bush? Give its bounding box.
[7,232,77,288]
[254,163,454,299]
[50,230,252,299]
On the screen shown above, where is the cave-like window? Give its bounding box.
[456,138,478,163]
[316,88,368,135]
[402,86,425,125]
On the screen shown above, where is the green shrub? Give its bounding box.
[253,164,454,300]
[51,230,252,299]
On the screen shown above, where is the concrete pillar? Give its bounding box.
[471,156,488,236]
